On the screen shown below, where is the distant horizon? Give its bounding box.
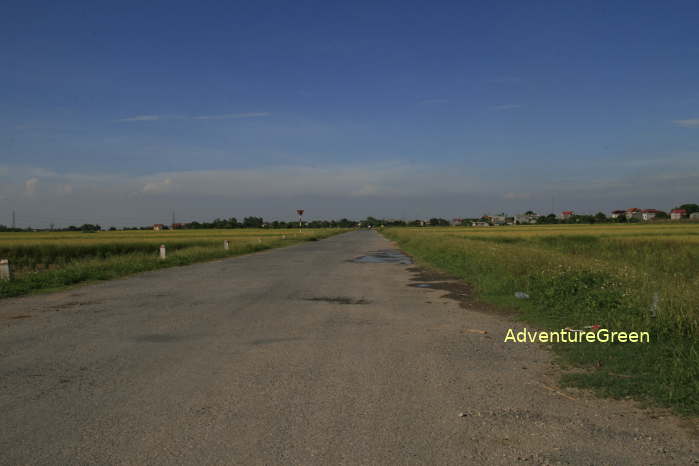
[3,203,696,229]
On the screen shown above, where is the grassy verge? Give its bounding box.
[382,227,698,416]
[0,230,344,299]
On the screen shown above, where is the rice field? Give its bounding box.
[383,223,699,415]
[0,228,345,298]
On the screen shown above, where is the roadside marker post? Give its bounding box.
[159,245,166,260]
[0,259,11,281]
[224,240,230,250]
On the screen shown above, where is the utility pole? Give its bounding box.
[12,210,15,229]
[171,210,175,229]
[296,209,304,232]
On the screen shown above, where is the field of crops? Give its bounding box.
[383,223,699,415]
[0,228,345,298]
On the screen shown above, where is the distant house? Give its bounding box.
[489,215,507,225]
[610,210,626,219]
[560,211,574,220]
[625,208,643,221]
[171,223,186,229]
[471,221,490,227]
[153,224,165,231]
[514,213,538,225]
[641,209,665,221]
[690,212,699,220]
[670,209,687,220]
[451,218,464,226]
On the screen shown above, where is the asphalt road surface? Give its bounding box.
[1,231,697,465]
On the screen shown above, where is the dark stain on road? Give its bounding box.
[305,296,371,305]
[350,249,413,264]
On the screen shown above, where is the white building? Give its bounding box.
[514,213,538,224]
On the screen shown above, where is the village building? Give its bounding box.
[560,210,574,220]
[610,210,626,219]
[641,209,665,221]
[670,209,687,220]
[625,208,643,221]
[488,215,507,225]
[690,212,699,220]
[153,224,165,231]
[514,213,538,224]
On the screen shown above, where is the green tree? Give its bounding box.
[677,203,699,214]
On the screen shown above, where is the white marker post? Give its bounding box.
[159,244,166,260]
[0,259,11,281]
[224,240,230,250]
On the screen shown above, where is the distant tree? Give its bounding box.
[365,216,380,227]
[537,214,558,224]
[594,212,607,222]
[242,216,264,228]
[80,224,100,233]
[677,203,699,214]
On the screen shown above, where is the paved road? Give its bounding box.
[1,231,696,465]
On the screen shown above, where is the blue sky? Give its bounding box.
[1,0,698,226]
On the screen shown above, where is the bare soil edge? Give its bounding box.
[398,250,699,433]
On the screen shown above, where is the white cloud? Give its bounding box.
[24,177,39,196]
[491,104,521,111]
[503,192,531,200]
[116,115,162,122]
[673,118,699,128]
[191,112,270,120]
[142,177,173,194]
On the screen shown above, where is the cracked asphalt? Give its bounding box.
[1,230,696,464]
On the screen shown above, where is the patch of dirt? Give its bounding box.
[45,300,100,312]
[406,266,519,318]
[304,296,371,305]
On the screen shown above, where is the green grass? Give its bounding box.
[382,224,699,416]
[0,229,345,298]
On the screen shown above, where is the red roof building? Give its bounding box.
[625,208,643,220]
[560,211,574,219]
[670,209,687,220]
